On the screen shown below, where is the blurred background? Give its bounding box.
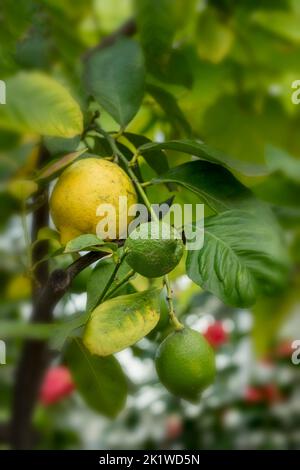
[0,0,300,450]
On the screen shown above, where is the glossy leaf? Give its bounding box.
[0,72,83,137]
[36,148,87,182]
[64,234,117,253]
[124,132,169,175]
[138,139,269,177]
[83,289,161,356]
[186,210,289,307]
[86,257,133,313]
[152,160,256,213]
[65,339,127,418]
[84,38,145,128]
[43,135,81,157]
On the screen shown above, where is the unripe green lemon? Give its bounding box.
[155,328,216,401]
[125,221,184,278]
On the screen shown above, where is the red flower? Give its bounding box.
[244,386,265,403]
[165,414,183,440]
[275,340,294,359]
[204,322,228,348]
[263,384,282,403]
[40,366,75,406]
[244,384,282,404]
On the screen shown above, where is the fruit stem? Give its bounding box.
[97,127,157,221]
[104,268,135,300]
[140,181,152,188]
[97,249,129,305]
[98,126,183,331]
[128,151,139,167]
[163,277,184,331]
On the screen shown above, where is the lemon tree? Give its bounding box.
[0,0,297,450]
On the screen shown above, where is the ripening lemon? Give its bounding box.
[50,158,137,244]
[124,221,184,278]
[155,328,216,401]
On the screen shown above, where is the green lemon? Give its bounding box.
[125,221,184,278]
[155,328,216,401]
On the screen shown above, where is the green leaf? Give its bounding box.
[138,139,269,177]
[64,234,117,253]
[83,289,161,356]
[0,72,83,137]
[147,84,191,136]
[252,10,300,44]
[0,321,57,340]
[273,206,300,229]
[84,38,145,128]
[252,288,298,357]
[65,339,127,418]
[186,210,289,307]
[36,148,87,182]
[86,259,115,313]
[50,312,89,351]
[196,8,234,64]
[152,160,256,213]
[37,227,60,242]
[265,145,300,183]
[153,49,194,89]
[134,0,176,72]
[86,257,133,313]
[124,132,170,175]
[43,135,81,157]
[253,174,300,208]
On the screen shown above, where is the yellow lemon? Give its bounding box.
[50,158,137,244]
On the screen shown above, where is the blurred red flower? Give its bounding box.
[275,340,294,359]
[204,321,229,348]
[165,414,183,440]
[40,366,75,405]
[244,384,282,404]
[244,386,265,403]
[263,384,282,403]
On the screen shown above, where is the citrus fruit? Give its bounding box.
[50,158,137,244]
[124,221,184,278]
[155,327,216,401]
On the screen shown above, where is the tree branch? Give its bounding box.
[83,18,136,60]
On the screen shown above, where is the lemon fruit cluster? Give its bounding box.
[155,327,216,401]
[50,158,137,244]
[125,221,184,278]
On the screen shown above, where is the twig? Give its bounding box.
[83,18,136,60]
[104,269,135,300]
